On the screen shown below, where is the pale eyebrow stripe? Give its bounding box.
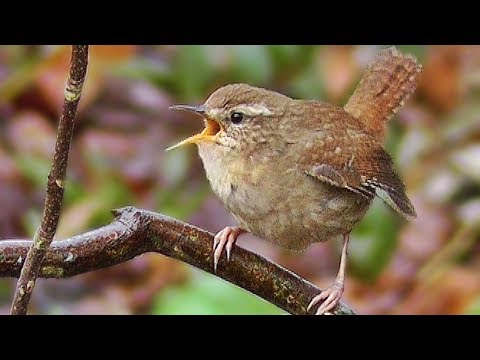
[207,104,274,118]
[231,104,274,116]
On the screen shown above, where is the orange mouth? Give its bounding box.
[166,117,222,151]
[203,118,221,136]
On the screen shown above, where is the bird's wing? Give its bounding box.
[298,128,416,220]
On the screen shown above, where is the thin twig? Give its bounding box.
[0,207,356,315]
[10,45,89,315]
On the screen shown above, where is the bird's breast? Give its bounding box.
[197,143,283,218]
[197,144,236,203]
[197,143,370,251]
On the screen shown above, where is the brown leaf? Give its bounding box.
[394,266,480,314]
[36,45,136,115]
[419,45,467,113]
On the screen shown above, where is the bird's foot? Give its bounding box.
[307,281,344,315]
[213,226,245,272]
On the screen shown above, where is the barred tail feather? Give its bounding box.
[344,46,422,142]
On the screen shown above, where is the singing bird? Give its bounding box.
[168,47,421,314]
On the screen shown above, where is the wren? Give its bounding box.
[168,46,421,314]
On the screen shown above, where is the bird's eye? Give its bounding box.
[230,112,244,124]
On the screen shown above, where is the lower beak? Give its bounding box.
[166,105,222,151]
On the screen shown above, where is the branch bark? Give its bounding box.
[0,207,355,315]
[10,45,89,315]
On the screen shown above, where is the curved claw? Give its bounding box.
[307,291,328,312]
[307,282,344,315]
[213,234,220,253]
[212,226,245,272]
[226,232,237,261]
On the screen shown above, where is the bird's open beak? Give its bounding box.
[166,105,222,151]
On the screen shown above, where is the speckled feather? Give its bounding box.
[296,102,416,219]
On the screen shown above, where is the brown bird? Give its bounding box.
[168,46,422,314]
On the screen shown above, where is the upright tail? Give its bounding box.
[344,46,422,141]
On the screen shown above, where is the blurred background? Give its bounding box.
[0,45,479,314]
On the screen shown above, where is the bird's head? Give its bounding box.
[167,83,292,152]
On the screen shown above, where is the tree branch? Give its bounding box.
[0,207,356,315]
[10,45,89,315]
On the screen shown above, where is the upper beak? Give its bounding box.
[166,104,222,151]
[169,104,206,116]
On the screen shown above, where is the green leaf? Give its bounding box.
[22,209,41,237]
[228,46,272,85]
[15,154,50,187]
[153,269,286,315]
[113,57,170,85]
[63,179,87,205]
[268,45,302,66]
[349,199,399,281]
[87,178,134,229]
[267,45,316,74]
[0,279,12,304]
[172,46,213,101]
[463,296,480,314]
[156,184,210,221]
[288,60,325,100]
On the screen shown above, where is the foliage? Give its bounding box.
[154,269,285,315]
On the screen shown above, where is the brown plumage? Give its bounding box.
[344,46,422,141]
[296,100,416,220]
[169,46,421,314]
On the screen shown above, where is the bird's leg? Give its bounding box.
[308,233,350,315]
[213,226,246,272]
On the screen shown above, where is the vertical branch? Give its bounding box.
[10,45,89,315]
